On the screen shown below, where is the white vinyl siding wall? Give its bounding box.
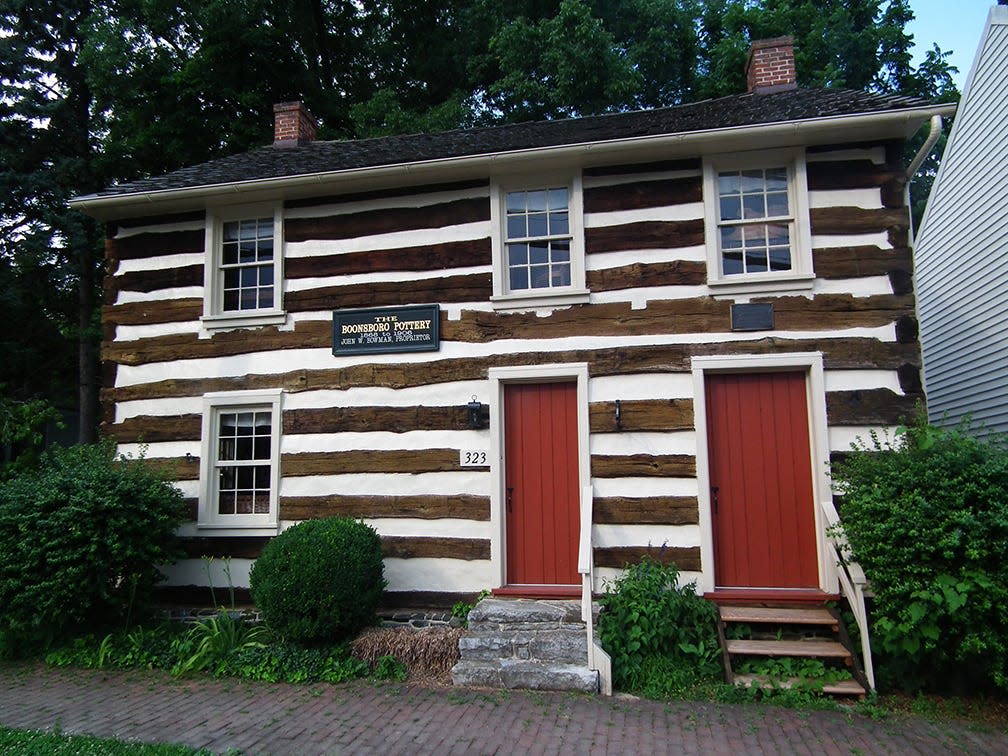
[915,8,1008,436]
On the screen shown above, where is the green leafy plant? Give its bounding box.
[832,417,1008,693]
[250,517,386,645]
[597,555,720,688]
[372,654,407,681]
[0,442,186,654]
[173,613,272,676]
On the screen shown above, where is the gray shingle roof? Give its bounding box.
[93,88,936,198]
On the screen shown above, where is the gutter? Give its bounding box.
[70,103,957,219]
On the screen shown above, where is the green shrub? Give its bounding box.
[832,418,1008,693]
[250,517,386,644]
[597,556,720,688]
[0,442,186,653]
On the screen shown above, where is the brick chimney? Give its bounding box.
[746,36,797,94]
[273,101,318,147]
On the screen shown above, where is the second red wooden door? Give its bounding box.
[704,372,819,590]
[504,382,580,586]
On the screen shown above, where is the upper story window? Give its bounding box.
[198,389,282,534]
[703,149,813,294]
[490,175,588,309]
[203,204,286,331]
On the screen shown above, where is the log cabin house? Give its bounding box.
[72,38,954,691]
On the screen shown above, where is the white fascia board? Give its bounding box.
[71,103,956,221]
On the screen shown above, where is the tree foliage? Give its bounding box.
[1,0,961,436]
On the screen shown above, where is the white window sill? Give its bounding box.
[200,310,288,332]
[707,274,814,299]
[491,288,590,311]
[180,520,278,538]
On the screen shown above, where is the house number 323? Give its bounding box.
[459,449,488,466]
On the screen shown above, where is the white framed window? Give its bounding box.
[490,175,588,309]
[202,203,286,330]
[703,149,813,294]
[198,389,282,533]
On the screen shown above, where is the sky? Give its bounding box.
[908,0,995,88]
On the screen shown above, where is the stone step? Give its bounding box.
[451,659,598,693]
[467,598,583,632]
[458,628,588,665]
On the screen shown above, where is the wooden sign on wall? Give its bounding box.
[333,304,441,355]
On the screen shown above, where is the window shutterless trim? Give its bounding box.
[201,203,286,331]
[197,389,282,533]
[702,148,813,295]
[490,174,588,309]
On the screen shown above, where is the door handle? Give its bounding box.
[506,487,514,512]
[711,486,719,514]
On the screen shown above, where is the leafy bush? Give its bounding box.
[0,442,186,653]
[832,418,1008,693]
[597,556,720,688]
[250,517,386,644]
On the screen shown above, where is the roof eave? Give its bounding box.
[71,102,956,221]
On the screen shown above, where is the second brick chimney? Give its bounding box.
[746,36,797,94]
[273,101,318,147]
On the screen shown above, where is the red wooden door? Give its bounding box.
[504,382,579,586]
[705,372,819,589]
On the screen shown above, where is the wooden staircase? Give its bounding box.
[716,604,869,699]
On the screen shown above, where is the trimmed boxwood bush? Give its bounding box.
[832,418,1008,693]
[250,517,386,644]
[0,442,186,653]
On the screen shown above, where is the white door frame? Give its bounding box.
[487,363,591,588]
[690,352,836,595]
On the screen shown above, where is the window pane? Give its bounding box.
[740,170,764,193]
[746,248,769,273]
[529,264,550,289]
[240,289,258,310]
[549,211,569,235]
[223,290,239,310]
[235,412,255,434]
[769,247,792,271]
[766,191,789,217]
[257,238,273,261]
[253,436,270,459]
[254,465,271,488]
[722,250,743,275]
[551,263,571,287]
[235,493,254,514]
[718,172,740,195]
[238,240,257,263]
[236,436,253,459]
[223,269,240,288]
[258,217,273,237]
[720,196,742,221]
[509,266,528,291]
[506,191,525,214]
[222,242,239,265]
[527,190,547,212]
[529,243,549,265]
[552,240,570,262]
[253,492,270,515]
[548,188,567,210]
[239,219,258,240]
[742,193,766,219]
[766,224,790,247]
[765,167,788,191]
[527,212,548,238]
[218,490,235,515]
[223,222,239,242]
[259,265,273,286]
[258,288,273,309]
[240,266,258,288]
[507,215,526,239]
[720,227,742,250]
[508,244,528,265]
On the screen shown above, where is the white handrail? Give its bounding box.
[820,498,875,690]
[579,484,612,695]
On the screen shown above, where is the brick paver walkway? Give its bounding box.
[0,663,1005,754]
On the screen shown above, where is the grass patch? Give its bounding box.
[0,726,223,755]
